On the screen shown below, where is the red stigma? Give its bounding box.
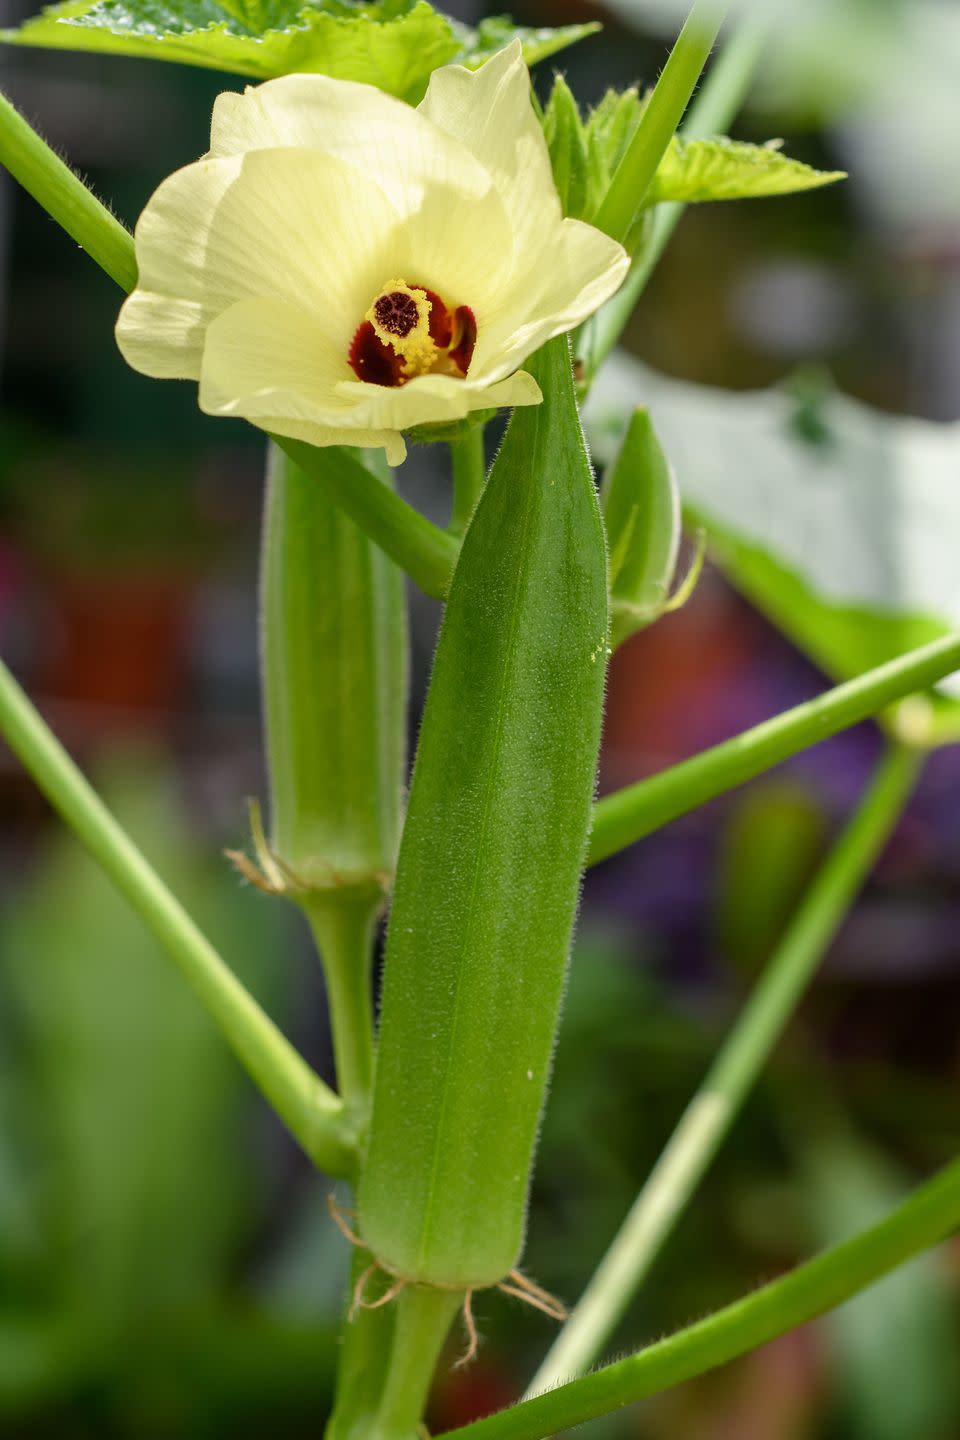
[373,290,420,339]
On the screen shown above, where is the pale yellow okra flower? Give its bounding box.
[116,42,629,465]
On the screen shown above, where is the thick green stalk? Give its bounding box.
[373,1285,464,1440]
[0,88,137,292]
[0,656,355,1175]
[533,743,921,1390]
[441,1154,960,1440]
[582,14,766,384]
[273,438,459,599]
[589,631,960,865]
[448,426,487,537]
[592,1,725,245]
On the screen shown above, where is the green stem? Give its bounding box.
[273,438,459,599]
[448,426,487,537]
[327,1251,400,1440]
[441,1154,960,1440]
[374,1285,463,1440]
[533,742,921,1391]
[0,655,356,1176]
[588,631,960,866]
[0,88,137,293]
[582,14,766,384]
[304,897,377,1111]
[592,1,725,245]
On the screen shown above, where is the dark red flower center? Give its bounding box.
[348,279,477,389]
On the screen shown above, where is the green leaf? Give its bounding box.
[1,0,460,93]
[451,15,599,72]
[602,407,682,647]
[646,135,846,204]
[1,0,595,95]
[587,354,960,738]
[358,337,608,1289]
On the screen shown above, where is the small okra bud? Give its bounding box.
[542,79,646,227]
[543,74,592,220]
[603,407,683,650]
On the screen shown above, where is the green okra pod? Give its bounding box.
[261,443,407,900]
[259,443,408,1109]
[358,336,608,1289]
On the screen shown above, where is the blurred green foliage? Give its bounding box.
[0,756,345,1436]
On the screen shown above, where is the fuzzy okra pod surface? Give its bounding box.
[358,336,608,1291]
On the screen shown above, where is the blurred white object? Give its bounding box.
[587,350,960,693]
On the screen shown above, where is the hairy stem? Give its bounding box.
[448,426,487,536]
[326,1251,399,1440]
[441,1154,960,1440]
[593,0,725,245]
[582,12,766,383]
[274,438,459,599]
[305,897,377,1112]
[0,87,136,292]
[373,1284,464,1440]
[589,631,960,865]
[0,656,356,1175]
[534,742,921,1390]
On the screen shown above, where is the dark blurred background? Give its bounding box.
[2,1,960,1436]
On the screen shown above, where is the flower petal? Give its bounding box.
[210,72,494,220]
[208,74,518,315]
[470,218,630,383]
[199,295,406,461]
[199,295,353,418]
[117,147,398,380]
[114,293,208,380]
[334,368,541,432]
[205,88,279,156]
[373,179,514,325]
[199,294,540,458]
[266,417,408,467]
[418,42,561,265]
